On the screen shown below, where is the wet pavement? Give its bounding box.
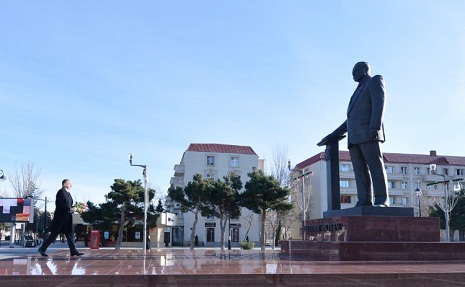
[2,241,465,286]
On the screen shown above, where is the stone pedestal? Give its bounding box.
[281,214,465,261]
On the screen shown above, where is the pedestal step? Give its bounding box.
[281,241,465,261]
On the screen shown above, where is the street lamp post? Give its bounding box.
[228,202,231,250]
[129,154,148,255]
[430,171,450,241]
[1,173,16,248]
[35,197,48,236]
[0,171,14,248]
[415,186,422,217]
[288,161,313,240]
[44,196,47,236]
[429,164,463,242]
[30,196,49,238]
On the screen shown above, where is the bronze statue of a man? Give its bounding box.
[322,62,389,207]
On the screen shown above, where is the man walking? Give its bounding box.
[38,179,83,257]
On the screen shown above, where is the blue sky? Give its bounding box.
[1,1,464,206]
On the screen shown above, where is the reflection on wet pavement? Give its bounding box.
[2,249,285,276]
[2,249,465,286]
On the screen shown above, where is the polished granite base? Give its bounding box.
[2,248,465,286]
[281,216,456,261]
[302,216,440,242]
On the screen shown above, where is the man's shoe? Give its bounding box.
[38,248,48,257]
[70,250,84,257]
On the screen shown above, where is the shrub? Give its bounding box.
[239,241,255,250]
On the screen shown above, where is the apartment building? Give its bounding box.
[165,143,265,247]
[289,150,465,238]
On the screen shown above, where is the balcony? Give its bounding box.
[170,177,183,186]
[174,164,185,177]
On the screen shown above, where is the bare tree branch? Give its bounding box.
[269,144,290,187]
[8,160,44,199]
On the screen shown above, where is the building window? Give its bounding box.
[444,168,449,176]
[385,166,394,173]
[206,228,215,242]
[402,197,409,206]
[457,169,464,176]
[230,157,239,167]
[340,180,350,188]
[206,156,215,166]
[388,181,395,189]
[341,195,351,203]
[413,167,420,175]
[231,228,240,242]
[393,196,405,205]
[401,181,408,190]
[340,164,350,172]
[205,169,216,179]
[401,167,407,174]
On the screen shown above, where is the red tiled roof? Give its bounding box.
[187,143,257,155]
[297,151,465,167]
[295,153,325,169]
[383,153,437,164]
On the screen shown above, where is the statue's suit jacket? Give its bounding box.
[334,74,386,147]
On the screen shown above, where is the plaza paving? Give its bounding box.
[1,241,465,286]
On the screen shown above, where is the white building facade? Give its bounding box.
[166,143,265,247]
[289,150,465,239]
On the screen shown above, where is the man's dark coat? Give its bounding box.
[49,187,73,234]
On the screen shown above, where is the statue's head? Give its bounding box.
[352,62,370,82]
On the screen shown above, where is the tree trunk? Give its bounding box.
[261,210,266,250]
[220,211,227,250]
[189,203,200,250]
[243,216,253,241]
[275,220,282,247]
[116,205,125,250]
